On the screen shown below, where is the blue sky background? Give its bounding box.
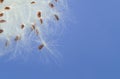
[0,0,120,79]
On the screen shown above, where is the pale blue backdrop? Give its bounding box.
[0,0,120,79]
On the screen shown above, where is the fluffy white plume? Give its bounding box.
[0,0,65,58]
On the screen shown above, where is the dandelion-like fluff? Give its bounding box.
[0,0,66,60]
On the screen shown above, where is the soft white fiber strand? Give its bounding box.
[0,0,65,60]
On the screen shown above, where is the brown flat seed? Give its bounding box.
[38,44,44,50]
[0,13,4,17]
[37,11,41,18]
[4,6,10,10]
[0,20,6,23]
[21,24,25,29]
[40,18,43,24]
[0,29,3,33]
[54,14,59,20]
[0,0,4,3]
[31,1,36,4]
[49,3,54,8]
[15,36,21,41]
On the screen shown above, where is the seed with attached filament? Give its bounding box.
[0,19,6,23]
[4,6,10,10]
[37,11,41,18]
[54,14,59,20]
[38,44,44,50]
[15,36,21,41]
[0,13,4,17]
[0,0,4,3]
[31,1,36,4]
[21,24,25,29]
[0,29,3,33]
[49,3,54,8]
[40,18,43,24]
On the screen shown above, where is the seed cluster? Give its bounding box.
[0,0,61,51]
